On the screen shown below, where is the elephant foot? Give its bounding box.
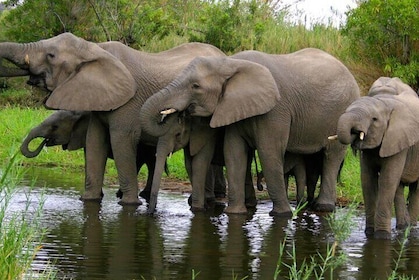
[225,204,248,215]
[245,197,257,208]
[190,206,206,212]
[139,190,151,203]
[269,209,293,218]
[116,189,122,199]
[374,230,391,240]
[118,196,142,206]
[312,203,335,213]
[80,190,103,202]
[396,222,409,230]
[365,227,375,238]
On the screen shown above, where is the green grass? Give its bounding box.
[0,106,188,186]
[0,106,362,204]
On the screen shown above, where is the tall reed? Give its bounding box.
[0,151,53,279]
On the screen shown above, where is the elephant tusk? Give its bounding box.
[328,135,338,140]
[24,54,30,65]
[359,132,365,141]
[160,108,177,115]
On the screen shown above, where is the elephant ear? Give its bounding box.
[380,93,419,157]
[210,59,280,128]
[67,113,90,150]
[45,43,136,111]
[189,117,217,156]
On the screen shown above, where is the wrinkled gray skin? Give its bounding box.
[140,49,360,216]
[0,33,225,206]
[337,77,419,239]
[148,112,256,214]
[20,110,158,200]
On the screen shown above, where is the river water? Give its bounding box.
[5,167,419,280]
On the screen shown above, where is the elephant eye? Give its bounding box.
[372,117,378,122]
[192,83,200,89]
[47,53,55,59]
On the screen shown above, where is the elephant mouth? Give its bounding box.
[26,73,48,90]
[44,138,57,146]
[350,130,366,150]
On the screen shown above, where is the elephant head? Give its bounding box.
[337,86,419,157]
[21,110,89,158]
[0,33,136,111]
[139,56,280,136]
[368,76,414,96]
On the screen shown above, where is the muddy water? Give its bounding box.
[6,167,419,280]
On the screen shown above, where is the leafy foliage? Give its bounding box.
[343,0,419,88]
[1,0,181,48]
[188,0,276,52]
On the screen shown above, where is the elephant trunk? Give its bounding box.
[336,112,362,145]
[140,85,189,137]
[0,42,36,77]
[20,130,48,158]
[147,137,177,214]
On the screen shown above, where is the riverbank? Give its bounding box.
[0,107,363,207]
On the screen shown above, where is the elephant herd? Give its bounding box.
[1,33,418,239]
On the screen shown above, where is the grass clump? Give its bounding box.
[0,151,54,279]
[274,203,356,280]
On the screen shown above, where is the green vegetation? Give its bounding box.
[0,107,188,187]
[0,152,54,279]
[0,1,418,277]
[274,204,356,280]
[344,0,419,89]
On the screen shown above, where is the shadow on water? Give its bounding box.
[5,166,419,279]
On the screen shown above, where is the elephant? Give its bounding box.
[139,48,360,216]
[147,111,256,214]
[282,152,326,205]
[336,77,419,239]
[20,110,159,200]
[0,32,225,207]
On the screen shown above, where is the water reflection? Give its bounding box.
[4,168,419,279]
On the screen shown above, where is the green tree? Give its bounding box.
[343,0,419,87]
[0,0,181,46]
[188,0,276,53]
[1,0,97,42]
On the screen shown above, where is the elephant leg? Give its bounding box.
[190,139,216,211]
[224,127,248,215]
[313,141,346,212]
[211,165,226,199]
[81,117,108,202]
[374,151,407,239]
[408,182,419,226]
[394,184,409,230]
[360,152,379,238]
[139,145,157,203]
[244,150,256,208]
[256,138,291,217]
[294,162,307,204]
[305,153,322,206]
[111,132,141,206]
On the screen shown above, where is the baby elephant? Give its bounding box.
[336,77,419,239]
[20,110,158,200]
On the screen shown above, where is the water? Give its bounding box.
[5,167,419,279]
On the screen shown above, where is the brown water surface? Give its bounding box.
[6,167,419,279]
